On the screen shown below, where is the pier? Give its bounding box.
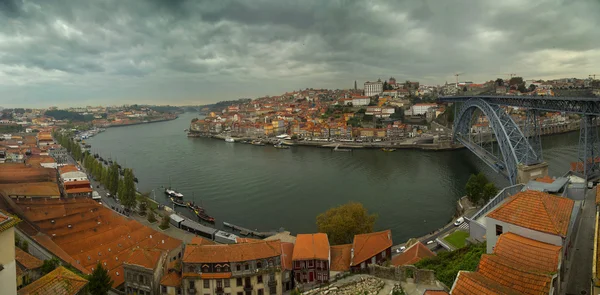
[223,221,279,238]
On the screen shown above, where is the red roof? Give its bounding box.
[487,190,574,236]
[477,255,553,294]
[451,271,520,295]
[494,232,561,273]
[351,230,393,266]
[124,248,164,269]
[183,240,281,263]
[330,244,352,271]
[190,236,216,245]
[17,266,88,295]
[292,233,330,261]
[391,242,435,266]
[15,247,44,270]
[280,242,294,271]
[160,271,181,287]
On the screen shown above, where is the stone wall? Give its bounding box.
[368,264,435,285]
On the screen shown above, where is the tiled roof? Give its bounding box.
[351,230,393,266]
[236,237,261,243]
[330,244,352,271]
[201,273,232,279]
[487,190,574,236]
[280,242,294,271]
[0,182,61,197]
[190,236,216,245]
[15,247,44,270]
[160,271,182,287]
[0,210,20,234]
[391,242,435,266]
[183,240,281,263]
[477,255,553,295]
[494,233,561,273]
[535,176,555,183]
[17,266,88,295]
[292,233,330,261]
[124,248,164,269]
[451,271,521,295]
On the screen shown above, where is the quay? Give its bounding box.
[223,221,280,238]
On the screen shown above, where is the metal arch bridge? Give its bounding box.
[439,95,600,184]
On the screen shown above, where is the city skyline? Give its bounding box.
[1,0,599,108]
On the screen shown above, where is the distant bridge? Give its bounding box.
[439,95,600,184]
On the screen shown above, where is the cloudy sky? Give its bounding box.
[1,0,599,108]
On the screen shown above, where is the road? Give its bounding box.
[564,188,595,295]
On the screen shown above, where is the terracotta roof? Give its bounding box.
[280,242,294,271]
[236,237,261,243]
[0,166,57,184]
[15,247,43,270]
[160,271,182,287]
[494,233,561,273]
[292,233,330,261]
[351,230,393,266]
[487,190,574,237]
[0,182,61,197]
[17,266,88,295]
[477,255,553,295]
[190,236,216,245]
[124,248,164,269]
[183,240,281,263]
[201,273,232,279]
[330,244,352,271]
[451,271,521,295]
[535,176,555,183]
[65,187,92,194]
[391,242,435,266]
[423,291,449,295]
[58,165,79,174]
[0,210,20,234]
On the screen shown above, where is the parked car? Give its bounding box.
[454,217,465,226]
[426,240,435,245]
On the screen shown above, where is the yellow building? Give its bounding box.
[0,211,20,295]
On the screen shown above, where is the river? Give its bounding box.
[86,112,580,243]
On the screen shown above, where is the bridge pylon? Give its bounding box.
[577,115,600,180]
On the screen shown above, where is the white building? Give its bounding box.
[410,103,437,116]
[351,96,370,106]
[364,80,383,97]
[0,210,18,295]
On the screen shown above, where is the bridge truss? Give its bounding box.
[441,95,600,183]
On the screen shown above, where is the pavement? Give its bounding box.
[564,188,596,295]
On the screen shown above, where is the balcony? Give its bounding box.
[243,285,253,292]
[215,287,224,294]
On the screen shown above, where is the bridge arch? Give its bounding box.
[453,98,541,184]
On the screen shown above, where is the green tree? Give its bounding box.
[40,257,60,275]
[120,169,137,211]
[495,78,504,86]
[87,262,113,295]
[159,214,170,230]
[138,201,147,216]
[147,210,157,223]
[528,84,537,92]
[107,163,120,196]
[316,202,377,245]
[21,240,29,252]
[482,183,498,203]
[465,173,490,205]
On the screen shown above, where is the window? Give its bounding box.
[138,275,144,283]
[216,266,221,272]
[204,280,210,288]
[269,286,276,295]
[217,280,223,288]
[257,275,263,283]
[258,289,264,295]
[244,263,249,270]
[257,261,262,269]
[308,260,313,268]
[177,288,181,295]
[294,261,300,268]
[236,278,242,286]
[323,274,328,281]
[237,293,243,295]
[224,279,230,287]
[318,273,322,281]
[496,224,503,236]
[162,286,167,293]
[236,264,241,271]
[381,250,386,258]
[189,280,195,289]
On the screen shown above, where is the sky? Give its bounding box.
[1,0,600,108]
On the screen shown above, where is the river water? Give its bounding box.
[86,112,580,243]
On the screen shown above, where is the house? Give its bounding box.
[0,210,20,295]
[15,247,43,289]
[280,242,295,292]
[329,244,352,272]
[182,240,283,295]
[391,242,435,266]
[292,233,330,284]
[0,183,61,199]
[451,232,562,295]
[351,96,370,106]
[160,270,182,295]
[350,230,393,271]
[17,266,88,295]
[123,248,168,295]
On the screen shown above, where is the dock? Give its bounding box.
[223,221,279,238]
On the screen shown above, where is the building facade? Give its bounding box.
[0,211,19,295]
[364,81,383,97]
[349,230,393,271]
[292,233,330,285]
[182,240,283,295]
[123,248,169,295]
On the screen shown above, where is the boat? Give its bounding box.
[225,137,235,143]
[164,188,184,198]
[251,140,265,146]
[333,144,352,152]
[273,143,290,149]
[382,148,396,152]
[186,201,205,212]
[170,196,186,207]
[194,209,215,223]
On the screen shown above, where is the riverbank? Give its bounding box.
[97,115,179,128]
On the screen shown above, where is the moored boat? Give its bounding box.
[225,137,235,143]
[382,148,396,152]
[333,144,352,152]
[164,188,184,198]
[273,143,290,149]
[170,196,186,207]
[251,140,265,146]
[195,209,215,223]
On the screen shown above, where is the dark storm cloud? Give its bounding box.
[1,0,600,107]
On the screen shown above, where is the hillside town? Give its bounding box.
[188,77,596,150]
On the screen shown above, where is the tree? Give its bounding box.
[465,173,490,205]
[21,240,29,252]
[316,202,377,245]
[528,84,537,92]
[40,257,60,275]
[495,78,504,87]
[159,214,170,230]
[517,83,527,93]
[147,210,157,223]
[87,262,113,295]
[138,201,147,216]
[107,163,120,196]
[120,169,137,211]
[482,183,498,203]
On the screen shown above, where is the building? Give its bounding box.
[160,269,182,295]
[410,103,437,116]
[0,210,20,295]
[15,247,43,289]
[350,230,393,271]
[391,242,435,266]
[182,240,283,295]
[17,266,88,295]
[0,183,61,199]
[329,244,352,273]
[292,233,330,284]
[364,80,383,97]
[123,248,169,295]
[351,96,370,107]
[280,242,295,292]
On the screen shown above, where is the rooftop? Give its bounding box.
[17,266,88,295]
[183,240,281,263]
[15,247,44,270]
[280,242,294,271]
[391,241,435,266]
[0,209,20,234]
[494,232,561,273]
[330,244,352,272]
[351,230,393,266]
[0,182,61,197]
[124,248,164,270]
[477,255,553,295]
[292,233,330,261]
[451,271,520,295]
[160,271,182,287]
[487,190,574,237]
